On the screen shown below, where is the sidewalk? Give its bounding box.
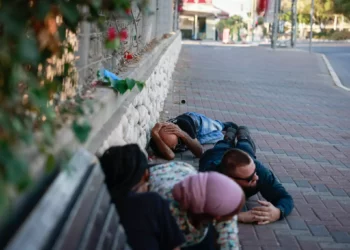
[162,45,350,249]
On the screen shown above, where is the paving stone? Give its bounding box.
[329,188,348,197]
[295,180,312,188]
[169,45,350,250]
[278,176,295,184]
[298,241,321,250]
[287,218,309,230]
[312,184,330,192]
[319,242,350,249]
[330,231,350,243]
[308,225,331,236]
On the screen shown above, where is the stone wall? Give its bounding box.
[26,3,182,176]
[76,0,179,93]
[96,32,181,155]
[78,32,182,156]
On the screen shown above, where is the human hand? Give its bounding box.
[238,211,256,224]
[162,123,184,138]
[251,200,281,225]
[152,123,164,137]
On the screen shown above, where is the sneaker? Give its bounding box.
[224,127,237,145]
[223,122,238,131]
[236,126,256,154]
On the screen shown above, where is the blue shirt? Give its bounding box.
[199,145,294,219]
[185,112,225,144]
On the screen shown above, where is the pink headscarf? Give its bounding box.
[172,172,244,216]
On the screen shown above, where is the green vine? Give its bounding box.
[0,0,148,217]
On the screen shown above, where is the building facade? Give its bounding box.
[179,0,228,40]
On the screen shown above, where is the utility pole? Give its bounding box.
[271,0,280,49]
[291,0,297,48]
[309,0,314,53]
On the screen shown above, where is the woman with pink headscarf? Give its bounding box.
[149,162,245,250]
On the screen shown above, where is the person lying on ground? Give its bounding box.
[149,162,245,250]
[199,125,294,225]
[100,144,245,250]
[99,144,185,250]
[149,112,235,160]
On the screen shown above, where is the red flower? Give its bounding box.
[124,51,133,60]
[119,29,128,41]
[125,8,132,15]
[107,27,117,41]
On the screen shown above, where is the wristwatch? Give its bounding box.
[279,207,285,219]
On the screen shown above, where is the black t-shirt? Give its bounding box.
[116,192,185,250]
[149,114,197,156]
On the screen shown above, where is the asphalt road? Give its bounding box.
[297,43,350,88]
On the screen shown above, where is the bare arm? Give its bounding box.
[162,124,203,158]
[151,123,175,160]
[179,132,203,158]
[173,247,181,250]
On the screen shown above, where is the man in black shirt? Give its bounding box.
[199,126,294,224]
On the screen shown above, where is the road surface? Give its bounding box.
[297,43,350,88]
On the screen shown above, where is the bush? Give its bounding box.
[0,0,149,218]
[313,29,350,40]
[330,30,350,40]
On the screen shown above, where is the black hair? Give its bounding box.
[99,144,148,200]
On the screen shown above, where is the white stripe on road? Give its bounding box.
[321,54,350,92]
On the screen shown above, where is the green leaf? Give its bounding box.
[105,38,120,50]
[64,63,70,76]
[136,81,145,91]
[72,120,92,143]
[12,118,23,133]
[45,154,56,173]
[58,25,67,41]
[0,180,10,218]
[17,34,39,64]
[125,78,135,90]
[34,1,51,20]
[59,1,80,30]
[0,7,26,38]
[42,123,54,145]
[112,80,128,94]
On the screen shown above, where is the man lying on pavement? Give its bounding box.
[199,125,294,224]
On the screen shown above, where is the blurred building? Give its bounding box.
[179,0,229,40]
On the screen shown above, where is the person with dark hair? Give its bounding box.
[149,112,235,160]
[149,162,245,250]
[99,144,185,250]
[100,144,245,250]
[199,125,294,225]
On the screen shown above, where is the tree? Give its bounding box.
[216,15,246,35]
[296,0,335,24]
[334,0,350,18]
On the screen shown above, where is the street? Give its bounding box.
[164,44,350,249]
[297,43,350,88]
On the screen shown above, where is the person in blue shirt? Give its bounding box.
[149,112,235,160]
[199,125,294,225]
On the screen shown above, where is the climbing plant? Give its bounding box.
[0,0,149,217]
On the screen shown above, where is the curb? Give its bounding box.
[321,54,350,91]
[181,41,259,47]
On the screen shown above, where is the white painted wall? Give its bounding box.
[206,18,217,40]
